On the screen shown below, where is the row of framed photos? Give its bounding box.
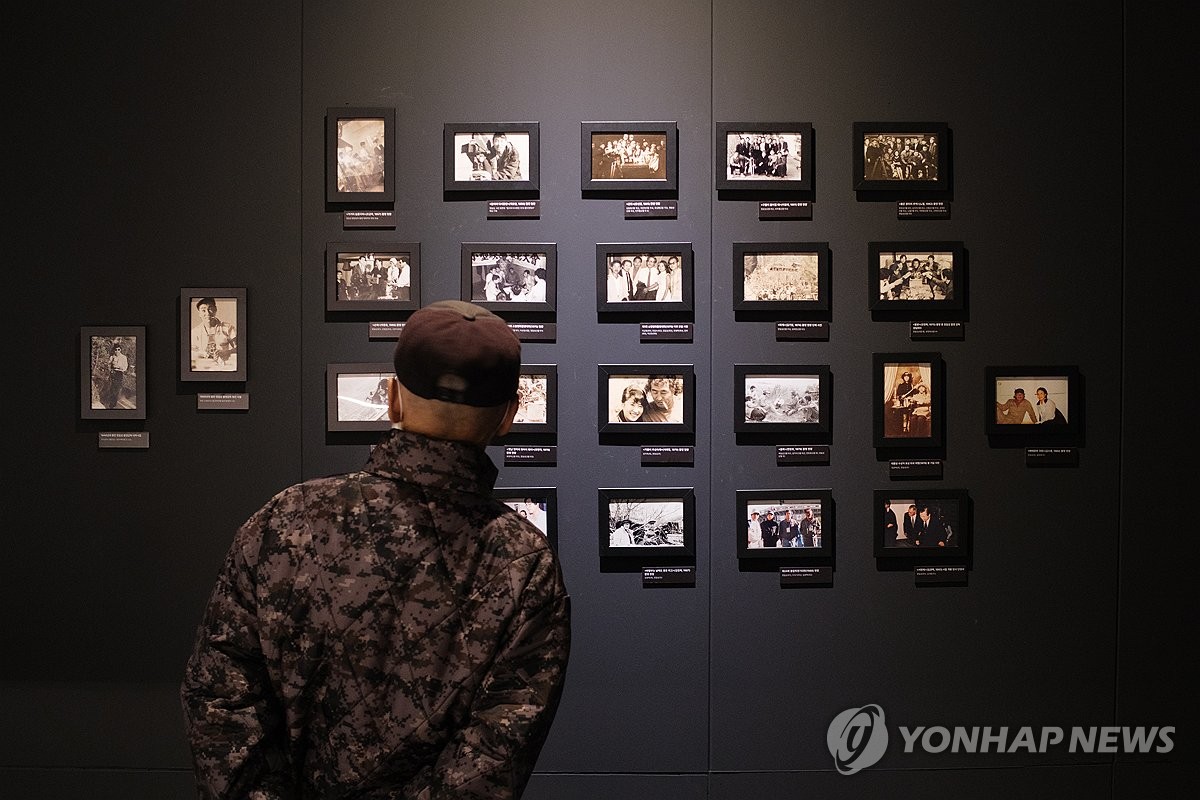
[325,359,1084,445]
[327,240,966,316]
[328,107,949,201]
[498,486,970,562]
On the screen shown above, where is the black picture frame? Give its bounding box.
[326,107,396,204]
[326,242,421,313]
[493,487,558,550]
[715,122,813,192]
[596,243,694,313]
[180,288,246,382]
[443,122,540,193]
[852,121,949,193]
[868,241,965,316]
[599,487,696,557]
[873,352,944,448]
[326,362,393,432]
[736,489,833,559]
[461,243,556,315]
[734,364,830,437]
[581,121,678,192]
[874,490,970,559]
[81,326,147,420]
[598,364,696,435]
[985,365,1082,440]
[732,241,831,314]
[510,364,557,435]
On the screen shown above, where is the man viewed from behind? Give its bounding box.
[182,299,570,799]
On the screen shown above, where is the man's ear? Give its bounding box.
[387,377,404,425]
[492,396,520,439]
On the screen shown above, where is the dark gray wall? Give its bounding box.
[1,1,1190,797]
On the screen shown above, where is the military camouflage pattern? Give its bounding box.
[181,429,571,799]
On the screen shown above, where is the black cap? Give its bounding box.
[393,300,520,407]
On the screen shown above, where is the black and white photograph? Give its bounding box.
[596,243,693,312]
[461,244,556,314]
[852,122,949,193]
[326,107,395,203]
[732,242,830,313]
[80,326,146,420]
[325,362,393,432]
[443,123,539,192]
[598,365,695,434]
[581,121,678,192]
[599,487,695,556]
[180,288,246,382]
[874,353,943,448]
[870,241,963,314]
[493,488,557,549]
[734,365,830,437]
[737,489,833,559]
[875,490,970,558]
[507,365,557,435]
[715,123,813,191]
[985,366,1081,439]
[326,244,420,312]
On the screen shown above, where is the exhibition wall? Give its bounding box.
[1,1,1191,797]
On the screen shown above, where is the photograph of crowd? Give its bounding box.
[877,250,954,302]
[453,131,529,182]
[604,253,685,302]
[590,132,668,181]
[89,335,138,410]
[468,251,549,303]
[992,377,1070,425]
[741,251,820,302]
[742,375,820,424]
[334,116,387,194]
[879,496,962,550]
[744,500,823,549]
[881,361,934,438]
[724,132,805,181]
[606,497,686,548]
[335,372,391,424]
[335,251,412,302]
[605,374,685,423]
[514,373,550,425]
[861,132,939,182]
[188,295,238,373]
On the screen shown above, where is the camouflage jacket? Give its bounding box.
[181,429,570,799]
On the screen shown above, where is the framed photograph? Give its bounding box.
[581,121,678,192]
[326,362,393,432]
[869,241,964,315]
[598,365,695,435]
[461,243,556,314]
[493,488,557,549]
[326,107,395,204]
[596,243,693,313]
[510,365,557,434]
[326,243,420,312]
[852,122,948,193]
[875,490,970,559]
[732,242,831,314]
[443,122,539,192]
[736,489,833,559]
[715,122,813,192]
[734,365,830,437]
[180,288,246,382]
[985,366,1081,439]
[599,487,695,557]
[873,353,944,448]
[80,326,146,420]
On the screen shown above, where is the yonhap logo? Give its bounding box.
[827,704,889,775]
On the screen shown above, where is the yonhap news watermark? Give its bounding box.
[827,704,1175,775]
